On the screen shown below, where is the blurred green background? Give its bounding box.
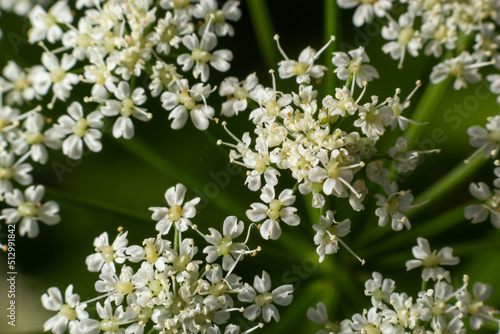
[1,1,500,333]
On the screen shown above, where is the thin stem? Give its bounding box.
[411,154,486,215]
[245,0,278,70]
[323,0,338,95]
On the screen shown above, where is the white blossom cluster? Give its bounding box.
[0,0,241,240]
[308,238,500,334]
[41,183,293,334]
[337,0,500,94]
[464,116,500,228]
[218,40,435,263]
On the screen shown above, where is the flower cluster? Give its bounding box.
[338,0,499,95]
[41,183,293,334]
[219,40,435,262]
[0,0,241,239]
[308,238,500,334]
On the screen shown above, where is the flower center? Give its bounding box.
[58,304,77,321]
[468,300,484,316]
[71,118,89,137]
[120,98,135,117]
[49,68,66,83]
[217,235,233,256]
[144,243,159,264]
[0,167,13,180]
[267,199,282,220]
[169,205,182,221]
[255,291,273,307]
[191,48,212,63]
[161,25,179,44]
[292,61,309,76]
[422,250,440,268]
[326,161,340,179]
[362,323,381,334]
[348,57,363,74]
[208,282,228,296]
[173,254,190,272]
[18,202,38,217]
[25,131,45,145]
[172,0,189,8]
[44,12,57,26]
[431,299,445,316]
[99,317,120,332]
[148,279,163,296]
[373,288,385,301]
[398,27,414,45]
[450,62,464,77]
[178,90,196,110]
[114,280,134,294]
[98,245,115,263]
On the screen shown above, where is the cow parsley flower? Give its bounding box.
[41,285,88,334]
[1,184,60,237]
[405,237,459,282]
[246,184,300,240]
[464,182,500,228]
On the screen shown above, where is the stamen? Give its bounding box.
[274,34,289,61]
[337,237,365,264]
[314,35,336,60]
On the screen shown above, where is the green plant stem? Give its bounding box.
[407,78,452,149]
[45,187,150,225]
[323,0,338,95]
[362,203,468,254]
[411,153,486,215]
[174,226,179,253]
[111,135,246,216]
[245,0,278,70]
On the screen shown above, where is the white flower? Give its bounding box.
[237,271,293,322]
[467,115,500,161]
[100,81,151,139]
[149,183,200,234]
[0,152,33,196]
[219,73,259,117]
[430,52,484,90]
[1,61,37,105]
[332,47,379,87]
[312,211,351,262]
[203,216,246,271]
[381,13,421,68]
[161,79,215,130]
[405,237,459,282]
[364,272,395,309]
[337,0,392,26]
[464,182,500,228]
[37,52,79,102]
[308,302,352,334]
[177,31,232,82]
[47,102,104,160]
[193,0,241,37]
[375,183,418,231]
[457,282,496,330]
[28,1,73,44]
[1,185,60,238]
[41,285,88,334]
[276,38,329,84]
[246,184,300,240]
[85,231,128,272]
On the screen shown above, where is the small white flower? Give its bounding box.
[149,183,200,234]
[1,185,60,238]
[41,285,88,334]
[100,81,151,139]
[28,1,73,44]
[337,0,392,27]
[381,13,421,68]
[312,211,351,263]
[177,31,232,82]
[464,182,500,228]
[332,47,379,87]
[405,237,459,282]
[47,102,104,160]
[246,184,300,240]
[237,271,293,322]
[364,272,395,309]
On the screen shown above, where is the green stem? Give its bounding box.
[245,0,278,70]
[323,0,338,95]
[174,226,179,253]
[411,154,486,215]
[45,187,150,225]
[111,135,247,216]
[363,204,468,256]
